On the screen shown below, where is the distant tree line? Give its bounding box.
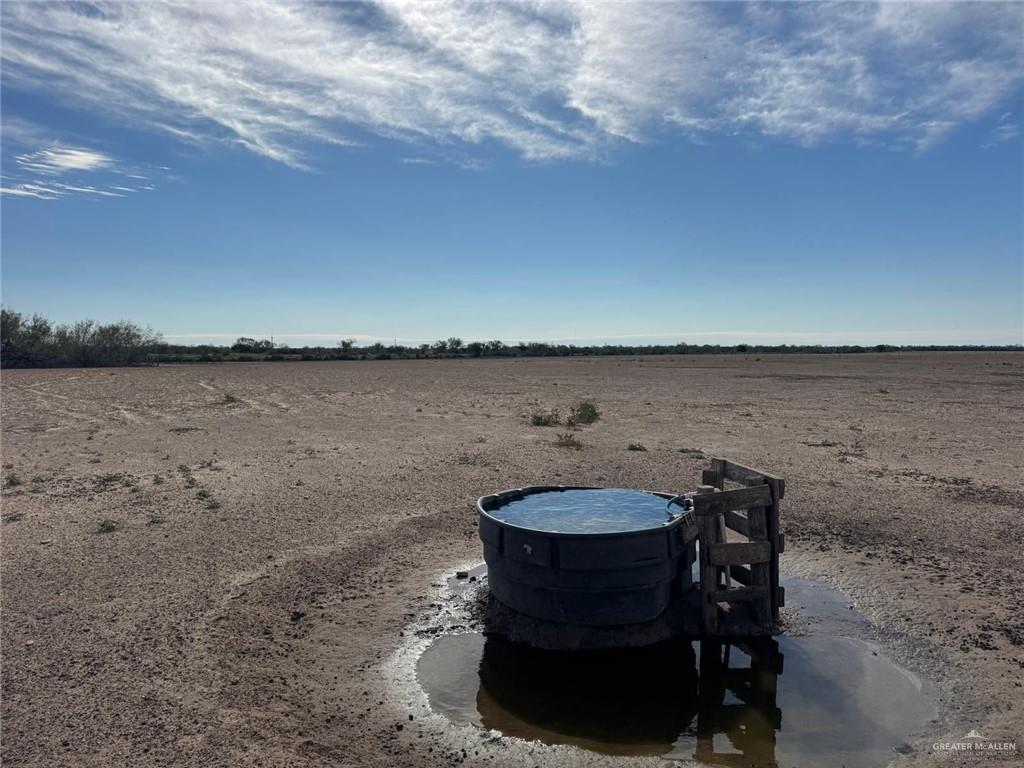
[150,336,1022,363]
[1,309,1019,368]
[1,309,162,368]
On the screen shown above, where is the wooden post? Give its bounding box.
[711,458,726,490]
[764,477,783,620]
[746,505,772,629]
[695,485,720,635]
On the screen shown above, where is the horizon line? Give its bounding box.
[159,328,1024,347]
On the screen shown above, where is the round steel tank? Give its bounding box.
[477,486,692,626]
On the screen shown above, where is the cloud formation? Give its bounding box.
[1,137,164,200]
[1,1,1021,167]
[16,147,113,175]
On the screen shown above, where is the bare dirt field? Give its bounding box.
[2,354,1022,768]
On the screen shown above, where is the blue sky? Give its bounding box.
[2,1,1022,346]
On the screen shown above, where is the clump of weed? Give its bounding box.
[554,433,583,450]
[530,409,561,427]
[196,489,211,500]
[4,473,22,488]
[205,499,221,511]
[877,387,890,395]
[93,472,129,491]
[153,475,164,485]
[147,514,166,526]
[96,519,120,534]
[2,512,24,524]
[627,442,647,452]
[223,393,241,404]
[569,401,600,425]
[677,447,705,458]
[177,464,197,488]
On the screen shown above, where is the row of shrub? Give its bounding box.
[1,310,162,367]
[153,339,1022,362]
[3,308,1020,368]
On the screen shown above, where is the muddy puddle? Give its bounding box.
[414,575,936,767]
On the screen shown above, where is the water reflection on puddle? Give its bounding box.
[416,581,934,767]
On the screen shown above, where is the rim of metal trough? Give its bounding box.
[477,485,690,539]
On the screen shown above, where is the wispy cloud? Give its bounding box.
[1,1,1021,168]
[1,142,168,200]
[16,147,113,174]
[983,112,1020,149]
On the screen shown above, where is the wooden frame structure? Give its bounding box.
[691,458,785,636]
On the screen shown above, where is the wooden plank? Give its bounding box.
[765,476,783,621]
[723,459,785,498]
[723,509,750,537]
[711,585,769,603]
[692,484,772,513]
[721,459,764,486]
[696,489,721,634]
[746,505,772,628]
[701,469,718,486]
[715,511,731,589]
[707,541,771,566]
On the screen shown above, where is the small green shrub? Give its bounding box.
[96,519,120,534]
[530,409,561,427]
[678,447,705,458]
[569,401,600,425]
[554,433,583,450]
[196,489,211,500]
[4,473,22,488]
[627,442,647,452]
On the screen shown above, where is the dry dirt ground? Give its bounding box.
[1,354,1022,768]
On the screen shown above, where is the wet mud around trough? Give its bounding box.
[412,572,937,768]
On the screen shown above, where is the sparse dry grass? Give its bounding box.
[554,432,583,449]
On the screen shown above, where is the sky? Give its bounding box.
[1,1,1022,347]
